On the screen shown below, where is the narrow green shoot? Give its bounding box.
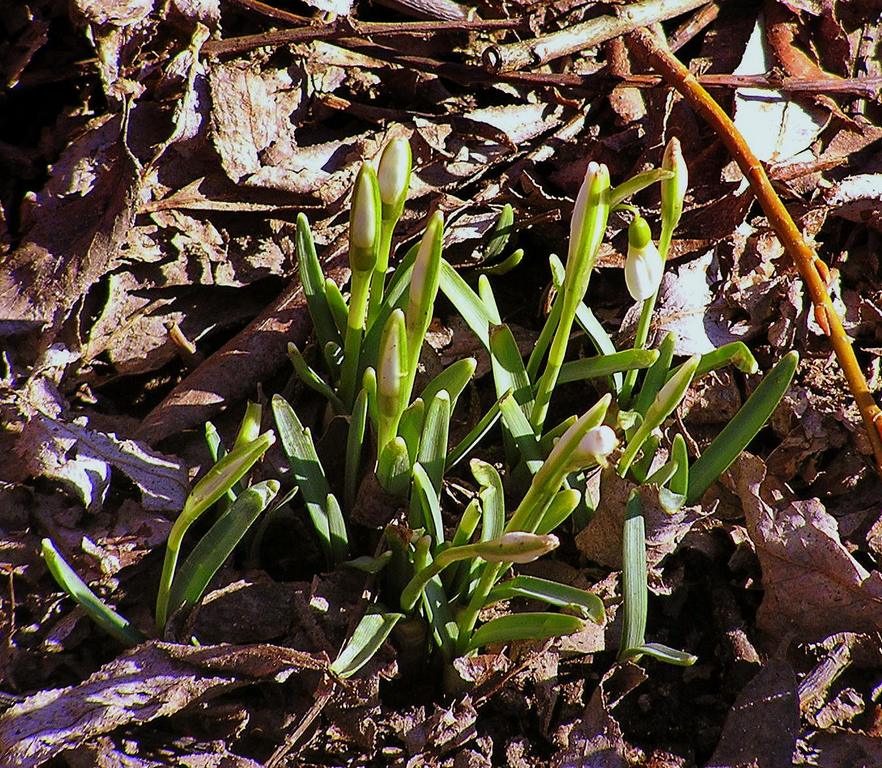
[485,575,605,623]
[532,164,611,432]
[272,395,348,564]
[42,539,144,646]
[330,610,404,679]
[167,480,279,617]
[558,349,659,385]
[465,612,585,653]
[686,351,798,503]
[619,491,647,658]
[618,355,698,477]
[156,429,275,628]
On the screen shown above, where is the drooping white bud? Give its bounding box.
[577,425,619,459]
[625,216,663,301]
[473,532,560,563]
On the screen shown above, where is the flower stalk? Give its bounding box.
[340,163,382,407]
[531,162,611,432]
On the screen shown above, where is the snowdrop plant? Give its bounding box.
[274,146,486,571]
[332,400,615,678]
[271,139,616,677]
[43,402,280,640]
[440,139,797,668]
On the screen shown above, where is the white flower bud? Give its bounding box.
[406,210,443,335]
[349,164,380,270]
[661,137,688,232]
[377,310,406,418]
[474,532,560,563]
[567,161,610,266]
[578,425,618,459]
[625,216,663,301]
[377,138,411,217]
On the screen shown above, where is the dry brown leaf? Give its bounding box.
[732,455,882,640]
[1,347,188,511]
[0,643,233,768]
[405,697,478,756]
[642,252,742,355]
[576,468,711,591]
[0,114,143,343]
[551,663,646,768]
[706,660,799,768]
[799,729,882,768]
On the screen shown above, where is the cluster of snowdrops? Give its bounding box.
[43,137,797,682]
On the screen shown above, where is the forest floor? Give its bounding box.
[2,0,882,766]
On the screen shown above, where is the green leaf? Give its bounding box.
[377,436,412,498]
[271,395,344,563]
[398,398,425,463]
[482,203,514,262]
[618,355,699,477]
[42,539,143,646]
[535,487,582,535]
[325,493,349,562]
[410,537,457,658]
[415,389,450,498]
[526,286,561,381]
[619,491,647,659]
[287,343,346,413]
[621,642,697,666]
[232,401,263,451]
[324,277,349,337]
[478,273,502,324]
[547,253,623,392]
[466,612,585,652]
[499,391,543,475]
[168,481,279,617]
[669,433,689,497]
[634,332,676,415]
[330,610,404,678]
[412,462,444,546]
[420,358,476,417]
[345,388,369,509]
[609,167,673,207]
[480,248,523,276]
[558,349,659,385]
[693,341,758,378]
[686,351,798,504]
[296,213,341,350]
[629,433,661,485]
[344,552,393,574]
[485,575,605,623]
[445,395,503,470]
[470,459,504,541]
[156,430,275,628]
[439,260,492,349]
[489,323,533,413]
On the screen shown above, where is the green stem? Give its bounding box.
[455,563,502,656]
[530,307,573,433]
[368,222,395,327]
[340,271,372,408]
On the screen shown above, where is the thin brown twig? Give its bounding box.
[668,1,720,52]
[481,0,710,73]
[625,27,882,475]
[202,16,522,57]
